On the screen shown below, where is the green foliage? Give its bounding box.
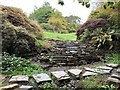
[104,53,120,64]
[29,2,54,23]
[91,28,114,49]
[35,39,51,48]
[40,23,53,31]
[39,82,57,89]
[44,32,76,41]
[81,76,117,89]
[79,29,90,42]
[1,53,46,76]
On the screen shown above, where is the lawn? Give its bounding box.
[43,32,76,41]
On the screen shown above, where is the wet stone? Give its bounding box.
[107,77,120,84]
[51,71,70,80]
[9,75,29,83]
[106,64,119,68]
[96,66,113,70]
[117,68,120,73]
[82,71,97,77]
[0,84,19,90]
[18,85,33,90]
[33,73,51,83]
[68,69,83,78]
[111,74,120,80]
[85,67,111,74]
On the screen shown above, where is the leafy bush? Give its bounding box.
[104,53,120,64]
[40,23,53,31]
[39,82,57,89]
[1,53,46,76]
[90,28,114,49]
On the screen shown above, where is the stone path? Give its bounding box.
[33,39,104,67]
[0,64,119,90]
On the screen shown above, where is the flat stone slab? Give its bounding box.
[106,64,119,68]
[107,77,120,84]
[82,71,97,77]
[18,85,33,90]
[51,71,70,80]
[0,74,7,80]
[0,84,19,90]
[68,69,82,78]
[84,67,111,74]
[117,68,120,73]
[33,73,51,83]
[9,75,29,83]
[96,66,113,70]
[111,74,120,79]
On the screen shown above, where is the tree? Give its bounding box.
[29,2,54,23]
[48,10,68,32]
[65,15,81,24]
[58,0,118,9]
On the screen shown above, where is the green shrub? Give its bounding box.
[1,53,46,76]
[104,53,120,64]
[39,82,57,89]
[40,23,53,31]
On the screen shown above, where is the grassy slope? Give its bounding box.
[43,32,76,41]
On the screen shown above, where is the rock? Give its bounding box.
[82,71,97,77]
[9,75,29,83]
[51,71,70,80]
[0,84,19,90]
[0,74,7,80]
[32,73,51,83]
[117,68,120,73]
[84,67,111,74]
[68,69,83,78]
[106,64,119,68]
[96,66,113,70]
[107,77,120,84]
[111,74,120,80]
[18,85,33,90]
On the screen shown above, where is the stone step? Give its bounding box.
[107,77,120,84]
[0,84,19,90]
[116,68,120,73]
[51,71,70,81]
[9,75,29,83]
[111,74,120,80]
[32,73,52,84]
[82,71,97,77]
[84,67,111,74]
[16,85,33,90]
[106,64,119,68]
[96,66,113,70]
[67,69,83,78]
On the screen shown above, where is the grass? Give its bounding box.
[43,31,76,41]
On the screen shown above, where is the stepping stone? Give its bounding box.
[9,75,29,83]
[82,71,97,77]
[107,77,120,84]
[84,67,111,74]
[18,85,33,90]
[68,69,83,78]
[69,51,78,54]
[33,73,51,83]
[106,64,119,68]
[0,84,19,90]
[96,66,113,70]
[111,74,120,80]
[117,68,120,73]
[0,74,7,80]
[51,71,70,80]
